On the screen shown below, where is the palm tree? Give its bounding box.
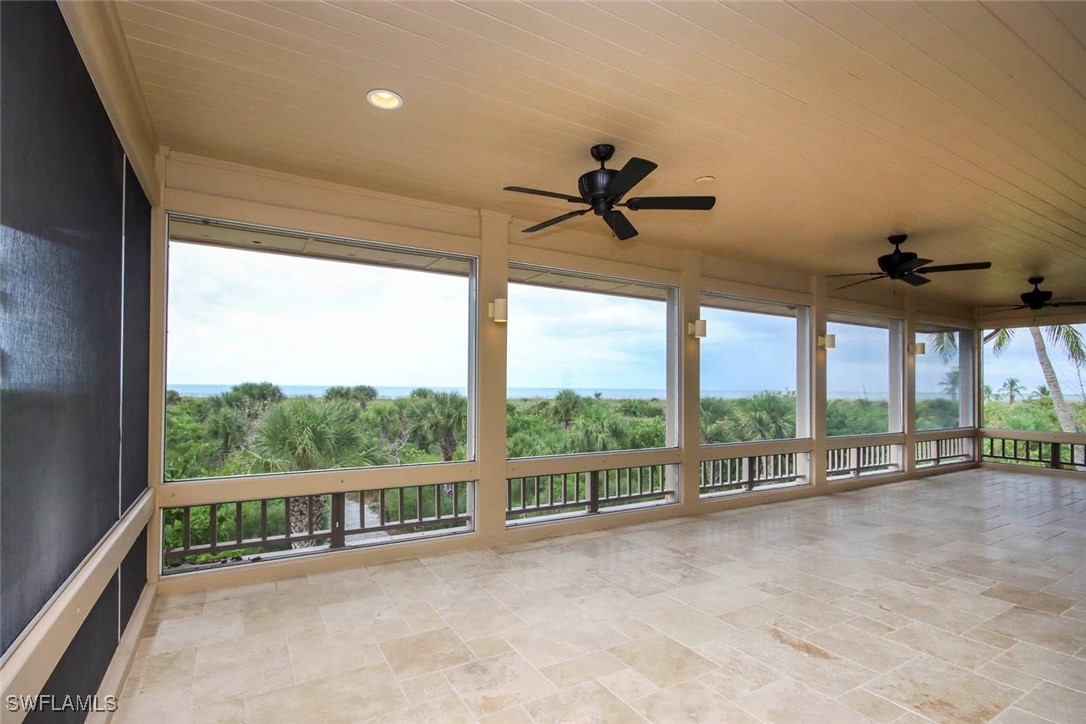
[324,385,378,409]
[366,399,413,464]
[988,326,1085,433]
[1031,385,1050,399]
[1001,377,1025,405]
[206,406,246,462]
[409,391,467,461]
[568,405,628,453]
[551,389,584,430]
[719,391,796,441]
[940,370,960,400]
[245,398,379,546]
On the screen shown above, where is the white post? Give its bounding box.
[474,211,510,540]
[810,277,829,489]
[678,250,703,509]
[902,295,917,475]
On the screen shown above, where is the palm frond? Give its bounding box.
[1044,325,1086,367]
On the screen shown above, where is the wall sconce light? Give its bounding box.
[488,298,507,323]
[909,342,926,355]
[818,334,836,349]
[687,319,707,339]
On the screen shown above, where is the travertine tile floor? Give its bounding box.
[118,470,1086,723]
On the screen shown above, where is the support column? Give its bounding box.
[902,294,917,475]
[678,250,703,510]
[146,150,168,583]
[474,211,510,539]
[810,277,829,489]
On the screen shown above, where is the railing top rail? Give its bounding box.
[159,462,479,507]
[980,428,1086,445]
[826,432,906,450]
[914,427,977,442]
[506,447,681,478]
[698,438,813,461]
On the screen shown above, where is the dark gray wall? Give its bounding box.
[1,0,152,708]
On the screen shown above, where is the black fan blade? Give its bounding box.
[624,196,715,211]
[898,257,933,273]
[836,275,887,290]
[1050,300,1086,307]
[827,272,884,278]
[521,208,589,233]
[604,210,639,241]
[606,158,657,200]
[504,186,585,204]
[901,274,931,286]
[916,261,992,274]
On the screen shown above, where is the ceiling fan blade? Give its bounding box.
[624,196,715,211]
[836,276,887,291]
[898,257,933,273]
[504,186,585,204]
[604,210,639,241]
[827,272,884,278]
[916,261,992,274]
[1049,300,1086,307]
[606,157,657,200]
[521,208,589,233]
[901,274,931,286]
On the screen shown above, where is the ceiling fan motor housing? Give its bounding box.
[578,168,617,215]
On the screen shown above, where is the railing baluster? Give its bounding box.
[235,502,243,545]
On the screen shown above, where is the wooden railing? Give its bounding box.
[980,429,1086,473]
[827,434,903,480]
[698,439,810,497]
[162,481,474,572]
[915,429,974,467]
[505,449,679,524]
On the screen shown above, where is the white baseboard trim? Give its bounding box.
[88,583,156,724]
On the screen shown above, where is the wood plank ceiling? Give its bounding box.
[115,1,1086,308]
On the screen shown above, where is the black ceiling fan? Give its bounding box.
[829,234,991,290]
[503,144,715,241]
[992,276,1086,311]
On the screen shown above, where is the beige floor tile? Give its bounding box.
[631,594,732,647]
[380,627,474,680]
[400,671,455,704]
[150,611,244,655]
[428,590,524,640]
[994,641,1086,693]
[597,667,660,701]
[127,646,197,696]
[1014,682,1086,724]
[667,579,773,616]
[381,694,474,724]
[286,625,385,683]
[113,687,192,724]
[243,662,406,723]
[992,708,1056,724]
[865,655,1020,723]
[318,594,405,634]
[838,688,910,723]
[631,680,760,723]
[503,614,627,668]
[886,621,1003,670]
[982,582,1077,614]
[466,634,512,659]
[609,633,715,689]
[977,661,1042,691]
[693,639,781,699]
[524,680,643,724]
[191,630,294,703]
[762,592,857,630]
[726,626,877,696]
[979,606,1086,654]
[443,652,555,717]
[734,677,872,724]
[539,650,627,689]
[807,622,917,673]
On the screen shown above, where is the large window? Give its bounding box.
[982,323,1086,433]
[165,217,473,481]
[915,325,973,430]
[826,313,902,436]
[506,266,673,457]
[699,295,809,443]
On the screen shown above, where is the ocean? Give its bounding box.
[167,384,955,401]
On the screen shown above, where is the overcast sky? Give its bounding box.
[167,242,1083,398]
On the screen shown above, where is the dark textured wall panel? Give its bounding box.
[1,0,124,653]
[25,578,119,724]
[119,529,147,633]
[122,162,152,511]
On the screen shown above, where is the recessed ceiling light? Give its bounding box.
[694,175,716,184]
[366,89,403,110]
